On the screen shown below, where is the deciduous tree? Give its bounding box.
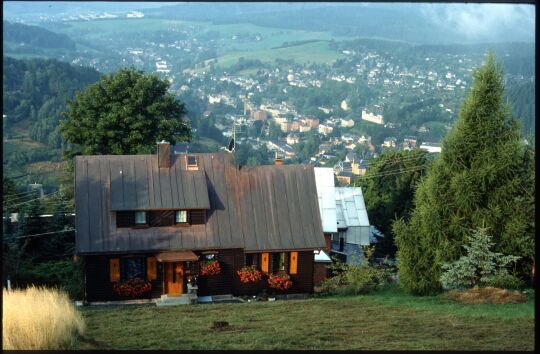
[60,67,191,156]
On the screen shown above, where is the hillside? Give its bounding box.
[3,21,78,57]
[3,56,100,189]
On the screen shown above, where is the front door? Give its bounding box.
[165,262,184,296]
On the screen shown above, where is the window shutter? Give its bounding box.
[147,257,157,280]
[116,211,134,228]
[189,210,206,225]
[290,252,298,275]
[261,253,269,274]
[110,258,120,282]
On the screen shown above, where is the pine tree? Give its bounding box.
[393,52,535,295]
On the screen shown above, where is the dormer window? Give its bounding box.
[175,210,188,224]
[134,211,147,225]
[186,155,198,171]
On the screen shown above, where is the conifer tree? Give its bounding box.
[393,52,535,295]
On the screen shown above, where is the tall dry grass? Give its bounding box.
[2,286,85,349]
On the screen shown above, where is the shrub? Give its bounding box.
[321,246,388,295]
[439,227,521,290]
[2,286,85,349]
[483,273,525,290]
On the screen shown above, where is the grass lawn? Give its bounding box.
[76,286,534,350]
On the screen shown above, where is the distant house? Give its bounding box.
[318,124,334,135]
[403,136,417,148]
[336,171,354,186]
[340,118,355,128]
[382,137,397,148]
[252,110,269,121]
[420,142,442,153]
[358,135,372,145]
[351,160,368,176]
[286,134,300,145]
[361,110,384,125]
[74,143,324,303]
[334,161,352,176]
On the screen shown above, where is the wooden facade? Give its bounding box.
[84,250,315,301]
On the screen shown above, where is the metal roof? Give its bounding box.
[107,155,210,211]
[334,187,370,228]
[75,152,325,254]
[314,167,338,233]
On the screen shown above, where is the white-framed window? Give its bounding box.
[135,211,147,225]
[175,210,188,223]
[187,155,198,170]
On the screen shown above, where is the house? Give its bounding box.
[318,124,334,135]
[333,161,352,175]
[74,142,325,303]
[286,134,300,145]
[358,135,371,145]
[336,171,354,186]
[314,168,372,266]
[340,118,355,128]
[382,137,397,148]
[332,187,371,264]
[351,159,368,176]
[420,142,442,153]
[361,110,384,125]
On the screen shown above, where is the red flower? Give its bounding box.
[200,260,221,276]
[268,273,293,290]
[112,278,152,298]
[237,266,262,284]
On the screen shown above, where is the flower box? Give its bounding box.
[200,259,221,276]
[112,277,152,298]
[237,265,263,284]
[267,273,293,290]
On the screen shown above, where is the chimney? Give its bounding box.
[157,140,171,168]
[274,151,283,166]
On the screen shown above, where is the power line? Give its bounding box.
[3,191,60,208]
[6,228,75,240]
[355,165,428,180]
[3,191,42,203]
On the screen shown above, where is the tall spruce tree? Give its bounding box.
[393,52,535,295]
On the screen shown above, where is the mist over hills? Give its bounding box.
[4,2,534,45]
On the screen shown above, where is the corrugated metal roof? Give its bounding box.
[314,167,338,233]
[75,152,325,254]
[334,187,370,228]
[107,155,210,210]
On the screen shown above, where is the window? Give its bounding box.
[149,210,174,227]
[175,210,188,224]
[135,211,147,225]
[245,253,260,267]
[121,257,145,280]
[272,252,287,273]
[116,211,134,228]
[187,155,198,170]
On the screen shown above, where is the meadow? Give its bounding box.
[2,286,85,350]
[76,285,534,350]
[47,18,352,69]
